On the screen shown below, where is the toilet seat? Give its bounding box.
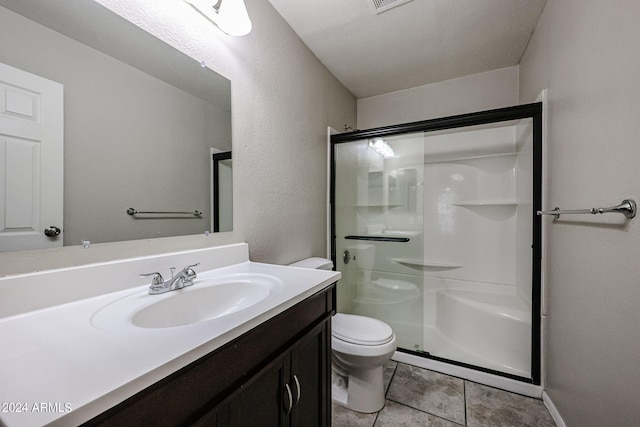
[332,313,393,346]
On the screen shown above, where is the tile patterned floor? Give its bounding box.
[332,361,556,427]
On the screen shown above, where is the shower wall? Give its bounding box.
[422,125,518,286]
[420,123,534,287]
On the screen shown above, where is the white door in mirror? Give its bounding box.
[0,62,63,252]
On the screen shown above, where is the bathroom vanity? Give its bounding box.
[86,284,335,426]
[0,243,339,427]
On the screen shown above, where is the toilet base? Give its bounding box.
[331,365,386,413]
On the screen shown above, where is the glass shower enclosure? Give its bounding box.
[330,104,542,384]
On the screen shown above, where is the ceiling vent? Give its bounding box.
[369,0,413,14]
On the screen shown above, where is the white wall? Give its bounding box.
[0,0,356,275]
[519,0,640,424]
[357,66,519,129]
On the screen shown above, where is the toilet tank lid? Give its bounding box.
[289,257,333,270]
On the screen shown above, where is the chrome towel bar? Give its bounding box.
[537,199,636,219]
[127,208,202,217]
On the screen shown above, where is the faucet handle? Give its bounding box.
[182,262,200,278]
[140,272,164,287]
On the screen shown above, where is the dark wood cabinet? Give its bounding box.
[290,323,328,426]
[204,319,329,427]
[84,284,335,427]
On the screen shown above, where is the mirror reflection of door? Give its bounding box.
[212,151,232,232]
[0,62,63,252]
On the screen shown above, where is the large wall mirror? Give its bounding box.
[0,0,232,252]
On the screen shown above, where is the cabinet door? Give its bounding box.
[233,357,290,427]
[197,320,331,427]
[290,322,330,427]
[230,321,330,427]
[193,357,290,427]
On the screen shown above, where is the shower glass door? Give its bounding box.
[331,104,542,384]
[333,133,426,352]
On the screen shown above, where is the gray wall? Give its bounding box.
[520,0,640,424]
[357,66,519,129]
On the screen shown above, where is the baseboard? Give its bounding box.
[542,391,566,427]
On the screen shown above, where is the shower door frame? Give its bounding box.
[330,102,543,385]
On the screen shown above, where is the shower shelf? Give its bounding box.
[451,201,518,220]
[393,258,462,270]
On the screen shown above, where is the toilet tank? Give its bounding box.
[289,257,334,270]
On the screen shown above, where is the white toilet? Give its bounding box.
[289,257,397,413]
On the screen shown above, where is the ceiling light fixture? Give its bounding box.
[185,0,252,36]
[369,138,395,158]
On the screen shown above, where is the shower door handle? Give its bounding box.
[344,235,410,242]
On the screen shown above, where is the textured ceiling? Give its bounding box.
[268,0,547,98]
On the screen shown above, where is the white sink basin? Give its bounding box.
[92,273,283,330]
[133,281,269,328]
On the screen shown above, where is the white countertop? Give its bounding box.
[0,260,339,427]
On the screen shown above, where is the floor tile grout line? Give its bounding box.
[393,362,467,425]
[384,396,465,426]
[371,410,379,427]
[374,362,398,427]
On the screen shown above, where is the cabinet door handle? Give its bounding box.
[292,375,301,405]
[283,383,293,416]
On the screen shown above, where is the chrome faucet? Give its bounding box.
[140,263,200,295]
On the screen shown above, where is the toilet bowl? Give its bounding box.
[289,257,397,413]
[331,313,396,412]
